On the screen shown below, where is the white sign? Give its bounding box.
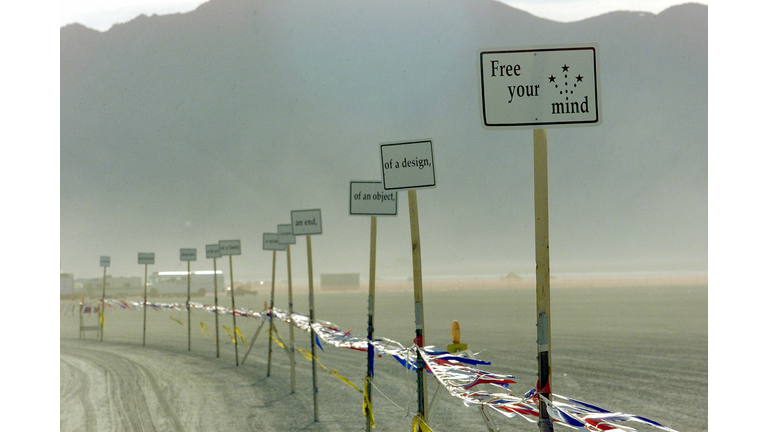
[380,140,436,191]
[100,256,110,267]
[218,240,241,256]
[350,181,397,216]
[479,45,601,128]
[138,252,154,265]
[263,233,286,251]
[291,209,322,235]
[206,244,221,259]
[277,224,296,245]
[180,248,197,261]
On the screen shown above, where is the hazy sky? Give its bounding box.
[45,5,764,428]
[60,0,708,31]
[57,0,713,284]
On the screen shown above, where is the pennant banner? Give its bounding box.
[64,299,677,431]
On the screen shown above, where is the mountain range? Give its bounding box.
[60,0,707,281]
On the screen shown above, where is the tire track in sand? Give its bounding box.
[60,356,97,432]
[61,342,185,432]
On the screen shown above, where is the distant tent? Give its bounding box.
[505,271,521,280]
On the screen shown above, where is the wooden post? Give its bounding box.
[142,263,148,346]
[100,266,106,342]
[213,257,220,358]
[307,235,319,422]
[229,255,239,366]
[267,249,277,377]
[187,260,191,352]
[287,244,296,393]
[533,129,553,432]
[79,299,84,339]
[366,215,378,432]
[408,190,428,426]
[241,317,267,365]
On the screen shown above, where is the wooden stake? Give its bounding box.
[366,215,378,432]
[408,190,428,426]
[267,249,277,377]
[79,299,84,339]
[287,244,296,393]
[100,266,106,342]
[229,255,239,366]
[533,129,553,432]
[142,263,148,347]
[187,260,191,352]
[241,318,266,366]
[213,257,220,358]
[307,235,319,422]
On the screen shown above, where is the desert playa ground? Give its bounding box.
[61,277,707,431]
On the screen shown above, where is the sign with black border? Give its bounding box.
[380,140,436,191]
[138,252,155,265]
[277,224,296,245]
[480,45,601,128]
[350,181,398,216]
[206,244,221,259]
[218,240,241,256]
[263,233,287,251]
[180,248,197,261]
[291,209,322,236]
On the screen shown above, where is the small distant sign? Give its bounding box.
[380,140,436,191]
[180,248,197,261]
[350,181,397,216]
[291,209,322,236]
[100,256,110,267]
[138,253,154,265]
[277,224,296,245]
[479,45,601,128]
[263,233,286,251]
[206,244,221,259]
[219,240,241,256]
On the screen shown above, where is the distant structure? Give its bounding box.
[60,273,74,298]
[320,273,360,291]
[75,276,142,297]
[147,271,225,297]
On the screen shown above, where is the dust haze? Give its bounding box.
[60,0,707,282]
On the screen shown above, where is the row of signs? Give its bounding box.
[349,139,435,217]
[353,46,600,212]
[101,45,599,267]
[184,239,241,262]
[100,209,325,266]
[263,209,322,251]
[101,137,447,265]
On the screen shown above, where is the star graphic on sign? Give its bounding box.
[561,64,569,72]
[548,75,556,82]
[576,74,584,82]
